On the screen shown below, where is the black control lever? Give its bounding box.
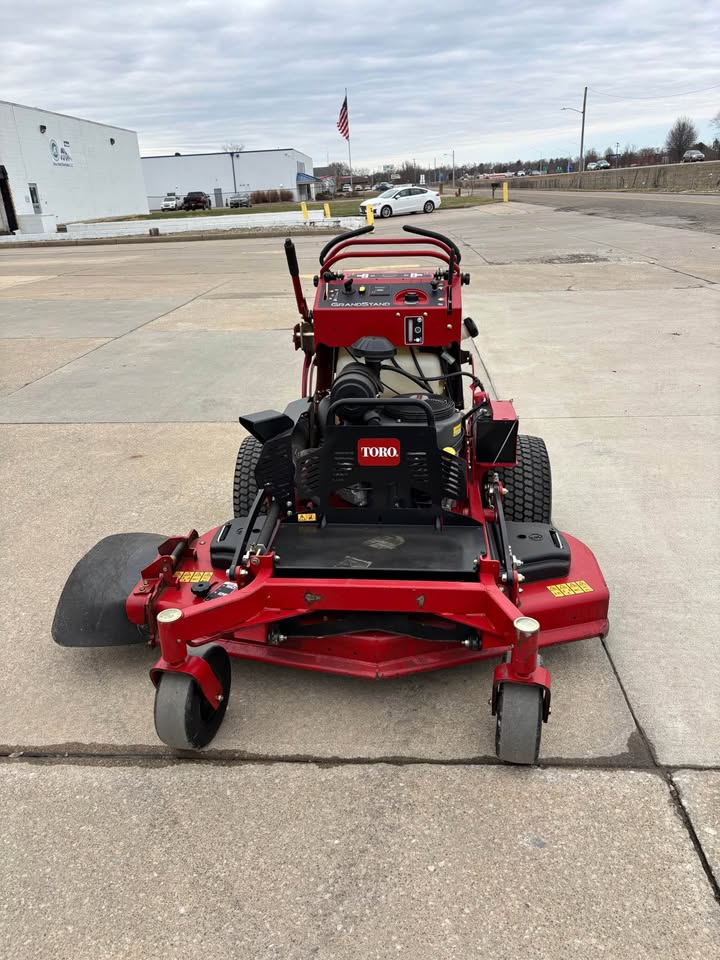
[284,238,309,321]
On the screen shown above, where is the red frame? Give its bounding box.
[134,235,609,715]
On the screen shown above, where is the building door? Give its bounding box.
[29,183,42,214]
[0,165,19,233]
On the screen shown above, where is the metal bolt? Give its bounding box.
[198,540,205,545]
[501,486,509,496]
[286,501,293,508]
[517,573,525,583]
[250,556,260,567]
[286,510,293,516]
[500,573,508,583]
[446,323,452,330]
[239,569,249,577]
[216,694,224,703]
[274,554,281,562]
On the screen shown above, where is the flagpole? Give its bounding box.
[346,88,353,190]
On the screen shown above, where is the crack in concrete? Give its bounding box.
[2,747,719,773]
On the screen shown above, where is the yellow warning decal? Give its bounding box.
[547,580,593,597]
[298,512,317,522]
[177,571,213,583]
[453,423,462,437]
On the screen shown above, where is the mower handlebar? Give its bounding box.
[319,224,375,265]
[402,224,462,264]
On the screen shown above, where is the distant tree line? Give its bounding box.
[323,113,719,185]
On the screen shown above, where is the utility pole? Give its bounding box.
[562,86,587,171]
[579,86,587,171]
[615,141,620,168]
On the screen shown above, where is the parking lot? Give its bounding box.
[1,202,719,957]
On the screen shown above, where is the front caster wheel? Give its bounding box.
[495,682,543,765]
[154,645,231,749]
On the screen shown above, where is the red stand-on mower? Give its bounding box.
[53,225,609,763]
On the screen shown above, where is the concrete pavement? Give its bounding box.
[2,763,719,960]
[0,202,718,956]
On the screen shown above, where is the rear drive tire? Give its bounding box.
[154,645,231,750]
[495,434,552,524]
[380,205,393,218]
[495,682,543,765]
[233,435,263,517]
[423,200,435,213]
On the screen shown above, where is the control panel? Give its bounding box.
[312,268,462,348]
[321,277,446,310]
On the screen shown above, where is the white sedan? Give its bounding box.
[360,186,441,219]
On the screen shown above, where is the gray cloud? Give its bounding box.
[1,0,718,169]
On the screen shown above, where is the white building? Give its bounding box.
[142,148,317,208]
[0,100,148,234]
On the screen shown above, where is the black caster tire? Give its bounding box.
[380,205,393,218]
[154,645,231,750]
[495,682,543,765]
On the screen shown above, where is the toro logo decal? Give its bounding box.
[357,439,401,466]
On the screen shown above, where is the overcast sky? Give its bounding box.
[1,0,718,169]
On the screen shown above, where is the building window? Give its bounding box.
[297,161,305,174]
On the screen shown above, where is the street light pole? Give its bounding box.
[445,150,455,189]
[561,86,587,171]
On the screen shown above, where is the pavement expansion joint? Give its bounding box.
[2,747,718,774]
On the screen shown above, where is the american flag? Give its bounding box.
[337,96,349,140]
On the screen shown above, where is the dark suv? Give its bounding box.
[182,192,211,210]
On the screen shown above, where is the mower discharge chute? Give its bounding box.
[53,224,609,763]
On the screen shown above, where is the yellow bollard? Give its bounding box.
[366,204,374,226]
[502,182,509,203]
[323,202,331,219]
[300,201,308,220]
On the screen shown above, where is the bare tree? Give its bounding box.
[222,143,244,154]
[712,110,720,131]
[665,117,698,162]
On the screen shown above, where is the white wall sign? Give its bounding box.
[50,139,73,166]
